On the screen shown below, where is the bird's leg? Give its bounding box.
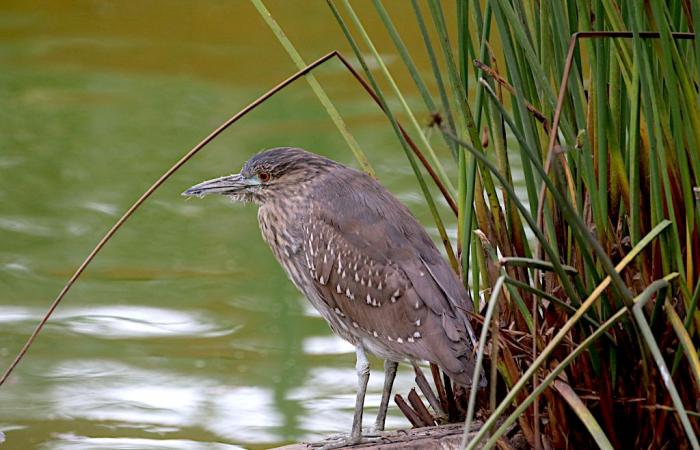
[315,346,372,450]
[349,345,370,442]
[372,359,398,433]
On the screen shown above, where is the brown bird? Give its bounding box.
[184,147,480,447]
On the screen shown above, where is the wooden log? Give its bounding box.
[271,422,527,450]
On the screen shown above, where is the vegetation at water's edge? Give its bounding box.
[257,1,700,448]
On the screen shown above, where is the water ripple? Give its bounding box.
[0,305,238,339]
[81,201,119,216]
[40,435,244,450]
[42,361,281,445]
[0,306,35,324]
[0,217,54,237]
[302,335,354,355]
[56,306,238,339]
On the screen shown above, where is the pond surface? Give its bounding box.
[0,2,521,449]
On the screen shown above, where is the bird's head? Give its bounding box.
[182,147,335,204]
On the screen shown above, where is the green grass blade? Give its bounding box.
[505,277,606,332]
[340,0,456,194]
[461,275,506,447]
[250,0,374,177]
[553,380,615,450]
[410,0,457,152]
[426,0,479,269]
[632,282,700,449]
[373,0,457,156]
[665,301,700,389]
[500,256,578,275]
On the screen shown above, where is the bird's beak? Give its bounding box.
[181,173,259,197]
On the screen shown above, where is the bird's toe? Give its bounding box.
[363,425,392,437]
[310,433,383,449]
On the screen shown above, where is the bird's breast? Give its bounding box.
[258,205,302,256]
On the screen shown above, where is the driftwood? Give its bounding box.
[273,422,528,450]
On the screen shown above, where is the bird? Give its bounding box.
[183,147,481,448]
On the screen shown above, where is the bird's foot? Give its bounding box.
[362,425,391,437]
[310,432,382,449]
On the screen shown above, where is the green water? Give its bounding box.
[0,2,521,449]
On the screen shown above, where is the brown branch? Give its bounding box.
[473,59,550,134]
[394,394,424,427]
[413,364,446,420]
[430,363,450,416]
[408,388,437,426]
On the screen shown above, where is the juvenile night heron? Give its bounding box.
[184,147,480,447]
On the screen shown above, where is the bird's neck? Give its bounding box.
[257,199,305,257]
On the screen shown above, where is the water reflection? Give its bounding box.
[56,306,238,339]
[0,305,238,339]
[41,436,244,450]
[48,361,281,444]
[301,336,354,356]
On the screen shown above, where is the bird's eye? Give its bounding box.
[258,172,271,182]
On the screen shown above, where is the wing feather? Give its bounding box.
[295,168,482,385]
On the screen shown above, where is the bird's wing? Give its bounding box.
[299,172,478,384]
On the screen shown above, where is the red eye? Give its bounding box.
[258,172,271,182]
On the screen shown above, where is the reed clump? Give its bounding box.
[259,1,700,448]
